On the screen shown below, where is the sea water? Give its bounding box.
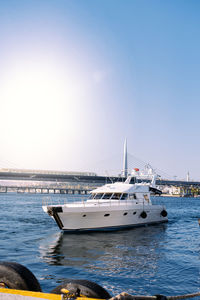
[0,193,200,298]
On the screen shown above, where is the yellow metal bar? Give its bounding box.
[60,288,105,300]
[0,288,62,299]
[76,298,104,300]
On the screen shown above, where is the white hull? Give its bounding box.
[43,202,168,231]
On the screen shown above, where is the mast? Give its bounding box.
[122,138,128,177]
[187,171,190,182]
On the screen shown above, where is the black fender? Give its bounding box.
[51,279,111,299]
[0,261,41,292]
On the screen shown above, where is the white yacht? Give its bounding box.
[42,168,168,232]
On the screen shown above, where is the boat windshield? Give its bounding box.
[111,193,122,200]
[93,193,104,199]
[121,193,128,200]
[91,193,138,200]
[102,193,113,199]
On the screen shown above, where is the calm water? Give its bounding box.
[0,193,200,298]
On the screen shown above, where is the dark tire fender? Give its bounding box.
[161,210,168,217]
[0,262,42,292]
[51,279,111,299]
[140,211,147,219]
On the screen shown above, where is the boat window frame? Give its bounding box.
[91,192,139,201]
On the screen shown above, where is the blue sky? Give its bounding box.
[0,0,200,179]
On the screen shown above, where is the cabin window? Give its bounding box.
[133,212,136,215]
[82,214,86,217]
[104,214,110,217]
[123,212,128,216]
[111,193,121,200]
[129,193,137,200]
[102,193,113,199]
[121,193,128,200]
[94,193,104,199]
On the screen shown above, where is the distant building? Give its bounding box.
[161,185,182,196]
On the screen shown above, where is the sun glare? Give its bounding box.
[1,60,88,168]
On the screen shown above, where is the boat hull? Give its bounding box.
[62,220,168,232]
[43,204,168,232]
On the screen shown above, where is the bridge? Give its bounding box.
[1,140,199,196]
[0,168,199,196]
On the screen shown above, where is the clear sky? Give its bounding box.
[0,0,200,179]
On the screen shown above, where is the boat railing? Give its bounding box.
[42,196,88,207]
[42,196,150,208]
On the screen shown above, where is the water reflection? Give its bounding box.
[40,224,167,279]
